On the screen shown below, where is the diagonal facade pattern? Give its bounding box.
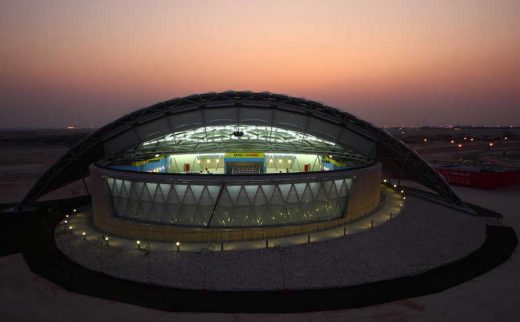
[106,177,353,227]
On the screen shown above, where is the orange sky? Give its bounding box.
[1,0,519,127]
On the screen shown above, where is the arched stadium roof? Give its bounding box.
[19,91,465,208]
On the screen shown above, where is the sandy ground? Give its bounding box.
[0,187,518,321]
[0,145,89,204]
[0,145,67,203]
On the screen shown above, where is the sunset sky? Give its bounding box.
[1,0,519,128]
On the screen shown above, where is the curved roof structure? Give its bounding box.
[127,123,369,163]
[19,91,465,208]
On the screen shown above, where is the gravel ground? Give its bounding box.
[56,195,486,291]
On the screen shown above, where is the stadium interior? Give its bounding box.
[102,124,371,175]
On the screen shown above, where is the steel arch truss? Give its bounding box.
[19,91,465,209]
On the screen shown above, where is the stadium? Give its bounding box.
[20,91,460,243]
[13,91,516,312]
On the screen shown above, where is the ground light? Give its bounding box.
[55,185,404,253]
[59,178,392,252]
